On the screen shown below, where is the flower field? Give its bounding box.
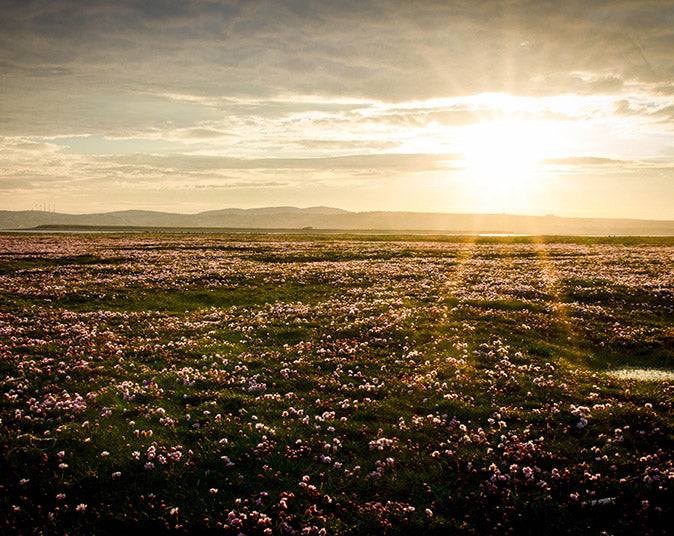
[1,233,673,535]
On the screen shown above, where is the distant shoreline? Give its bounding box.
[2,208,674,236]
[3,226,674,245]
[4,224,532,235]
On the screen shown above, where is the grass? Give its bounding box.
[0,233,672,535]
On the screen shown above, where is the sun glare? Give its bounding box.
[462,120,545,188]
[458,119,553,212]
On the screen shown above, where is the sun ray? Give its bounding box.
[457,118,557,213]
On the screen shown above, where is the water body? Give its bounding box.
[606,368,674,381]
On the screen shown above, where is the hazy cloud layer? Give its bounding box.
[1,1,673,216]
[3,1,672,98]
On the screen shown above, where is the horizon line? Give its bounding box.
[3,206,674,223]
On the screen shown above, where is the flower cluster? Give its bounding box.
[1,234,672,534]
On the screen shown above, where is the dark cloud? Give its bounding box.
[1,0,673,217]
[178,128,233,139]
[106,152,459,173]
[291,139,398,151]
[1,1,672,146]
[654,84,674,95]
[2,0,672,103]
[367,109,486,128]
[650,105,674,122]
[613,99,637,115]
[542,156,633,167]
[612,100,674,123]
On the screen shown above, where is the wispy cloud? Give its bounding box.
[1,1,673,216]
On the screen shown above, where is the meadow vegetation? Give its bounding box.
[1,233,672,535]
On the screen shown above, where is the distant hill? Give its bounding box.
[1,207,674,235]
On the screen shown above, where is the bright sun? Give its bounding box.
[461,119,546,190]
[457,119,554,212]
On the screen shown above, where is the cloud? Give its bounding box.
[1,1,673,217]
[2,1,672,104]
[650,104,674,122]
[541,156,633,167]
[0,130,461,196]
[290,139,398,151]
[105,152,458,173]
[176,128,234,139]
[2,1,673,141]
[540,156,674,175]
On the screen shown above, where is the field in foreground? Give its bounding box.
[1,233,673,535]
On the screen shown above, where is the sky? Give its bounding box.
[1,0,673,219]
